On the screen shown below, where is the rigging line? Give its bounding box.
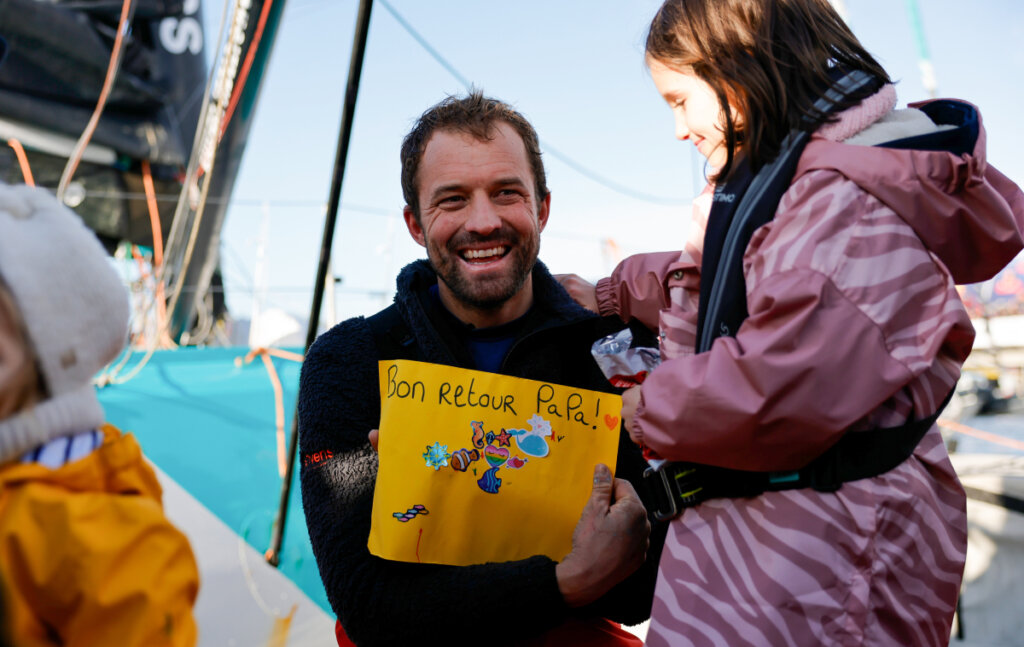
[141,160,174,349]
[220,241,257,292]
[161,0,233,287]
[240,348,303,478]
[166,283,395,296]
[140,162,165,269]
[99,244,163,382]
[125,244,173,351]
[377,0,470,87]
[102,178,208,384]
[171,80,209,140]
[6,139,34,186]
[165,143,220,335]
[377,0,685,206]
[938,418,1024,453]
[105,266,179,378]
[220,0,276,138]
[78,189,398,214]
[237,510,295,619]
[103,101,227,384]
[158,0,251,349]
[56,0,136,202]
[540,142,688,206]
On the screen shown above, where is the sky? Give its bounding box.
[207,0,1024,338]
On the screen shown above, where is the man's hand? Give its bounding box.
[368,428,379,451]
[554,274,599,313]
[556,464,650,608]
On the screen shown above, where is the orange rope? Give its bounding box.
[140,160,174,348]
[259,352,288,478]
[220,0,276,139]
[7,139,35,186]
[240,347,305,478]
[260,347,305,363]
[140,160,164,266]
[57,0,133,200]
[939,418,1024,452]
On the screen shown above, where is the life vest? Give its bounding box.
[644,70,964,520]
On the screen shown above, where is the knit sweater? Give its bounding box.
[298,259,665,646]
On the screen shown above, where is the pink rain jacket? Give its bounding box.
[596,99,1024,646]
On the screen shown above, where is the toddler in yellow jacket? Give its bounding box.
[0,183,199,646]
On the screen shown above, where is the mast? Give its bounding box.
[266,0,375,567]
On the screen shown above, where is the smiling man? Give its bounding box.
[403,118,543,328]
[297,92,666,647]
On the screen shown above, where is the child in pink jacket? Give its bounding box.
[559,0,1024,644]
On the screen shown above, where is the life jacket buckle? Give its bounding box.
[643,463,706,521]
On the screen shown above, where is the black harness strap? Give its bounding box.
[644,388,954,521]
[696,70,880,350]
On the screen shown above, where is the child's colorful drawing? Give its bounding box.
[470,421,486,448]
[422,442,450,470]
[483,445,510,467]
[393,505,429,522]
[477,467,502,494]
[449,448,479,472]
[369,359,622,566]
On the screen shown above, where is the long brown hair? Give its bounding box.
[646,0,891,182]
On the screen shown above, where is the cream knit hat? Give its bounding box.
[0,183,130,463]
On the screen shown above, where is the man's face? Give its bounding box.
[404,123,549,324]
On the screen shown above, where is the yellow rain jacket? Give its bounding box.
[0,424,199,646]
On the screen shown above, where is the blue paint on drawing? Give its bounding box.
[477,467,502,494]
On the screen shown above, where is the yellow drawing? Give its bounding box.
[368,359,622,566]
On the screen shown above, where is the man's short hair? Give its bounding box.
[400,91,549,219]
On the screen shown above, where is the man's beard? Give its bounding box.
[427,226,539,311]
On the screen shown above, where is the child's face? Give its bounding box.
[648,58,734,169]
[0,284,40,419]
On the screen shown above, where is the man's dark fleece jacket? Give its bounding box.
[298,259,667,646]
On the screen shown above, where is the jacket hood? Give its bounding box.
[0,425,161,499]
[796,99,1024,284]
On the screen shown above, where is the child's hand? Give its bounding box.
[621,386,643,445]
[554,273,599,313]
